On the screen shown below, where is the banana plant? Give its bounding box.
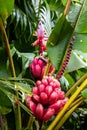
[0,0,87,130]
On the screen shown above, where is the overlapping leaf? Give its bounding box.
[47,14,73,70]
[67,0,87,72]
[75,0,87,33]
[46,0,64,11]
[47,0,87,73]
[73,33,87,52]
[66,50,87,72]
[73,0,87,52]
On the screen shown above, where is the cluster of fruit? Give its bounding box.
[26,76,68,121]
[30,57,54,79]
[30,57,46,79]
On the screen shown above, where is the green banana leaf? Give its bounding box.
[47,14,73,70]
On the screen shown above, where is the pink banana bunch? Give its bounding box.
[26,76,68,121]
[30,57,55,80]
[30,57,46,79]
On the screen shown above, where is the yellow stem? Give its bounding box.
[64,0,72,15]
[68,96,84,110]
[27,116,34,129]
[47,79,87,130]
[43,60,51,76]
[65,73,87,97]
[54,98,84,130]
[50,68,55,76]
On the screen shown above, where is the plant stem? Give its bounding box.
[27,116,34,129]
[68,96,84,110]
[0,17,16,77]
[0,114,4,130]
[38,120,43,130]
[65,73,87,97]
[0,17,22,130]
[47,79,87,130]
[50,67,55,76]
[15,88,22,130]
[43,60,51,76]
[64,0,72,15]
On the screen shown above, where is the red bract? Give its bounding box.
[26,76,68,121]
[33,21,48,55]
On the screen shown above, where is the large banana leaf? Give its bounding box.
[67,0,87,72]
[66,50,87,72]
[75,0,87,33]
[47,14,73,70]
[73,0,87,52]
[65,0,87,73]
[47,0,87,73]
[73,33,87,52]
[67,3,81,23]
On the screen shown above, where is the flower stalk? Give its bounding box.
[38,120,43,130]
[27,116,34,129]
